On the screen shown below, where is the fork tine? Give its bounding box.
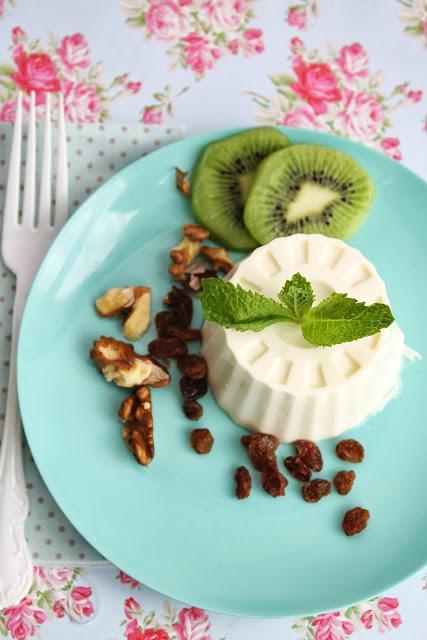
[2,92,22,236]
[21,91,36,228]
[38,92,51,228]
[54,93,68,228]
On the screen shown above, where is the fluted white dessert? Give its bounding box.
[202,234,407,442]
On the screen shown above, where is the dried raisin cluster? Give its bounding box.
[240,433,288,498]
[152,285,209,422]
[236,432,369,537]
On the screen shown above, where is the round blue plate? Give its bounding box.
[18,129,427,618]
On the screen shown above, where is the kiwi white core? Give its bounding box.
[286,183,339,222]
[238,173,254,203]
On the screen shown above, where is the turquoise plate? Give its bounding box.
[17,129,427,618]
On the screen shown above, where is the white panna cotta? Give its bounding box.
[202,234,406,442]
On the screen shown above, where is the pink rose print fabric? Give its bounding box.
[335,43,369,81]
[311,612,354,640]
[0,27,142,123]
[359,597,402,632]
[173,606,212,640]
[0,567,94,639]
[293,596,403,639]
[140,84,188,124]
[0,564,408,640]
[117,570,141,589]
[118,593,213,640]
[3,598,46,640]
[398,0,427,47]
[56,33,90,76]
[121,0,264,79]
[286,1,318,31]
[0,0,15,19]
[290,55,341,114]
[248,38,423,159]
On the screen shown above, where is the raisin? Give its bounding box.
[301,479,331,503]
[261,463,288,497]
[155,311,178,337]
[294,439,323,472]
[148,337,187,358]
[164,286,193,327]
[180,376,208,400]
[336,439,364,463]
[235,466,251,499]
[166,325,201,341]
[177,354,207,380]
[240,434,251,448]
[182,399,203,421]
[342,507,370,536]
[284,456,312,482]
[247,433,279,472]
[333,470,356,495]
[190,428,214,454]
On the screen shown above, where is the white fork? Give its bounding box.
[0,91,68,607]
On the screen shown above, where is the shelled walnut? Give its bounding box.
[175,167,191,198]
[95,286,151,340]
[169,223,209,281]
[169,236,202,280]
[90,337,170,388]
[119,387,154,466]
[200,246,233,273]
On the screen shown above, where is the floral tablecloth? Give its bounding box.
[0,0,426,638]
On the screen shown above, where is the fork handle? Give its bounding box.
[0,277,33,608]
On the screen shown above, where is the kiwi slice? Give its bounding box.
[191,127,290,250]
[244,144,375,244]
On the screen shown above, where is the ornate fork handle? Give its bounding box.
[0,277,33,608]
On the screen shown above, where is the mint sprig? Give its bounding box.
[200,274,394,347]
[278,273,314,322]
[201,278,293,332]
[301,293,394,346]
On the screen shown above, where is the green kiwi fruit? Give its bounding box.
[244,144,376,244]
[191,127,290,250]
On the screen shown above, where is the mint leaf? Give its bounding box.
[200,275,394,347]
[278,273,314,321]
[301,293,394,346]
[201,278,293,332]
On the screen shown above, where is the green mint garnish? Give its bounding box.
[201,278,293,332]
[301,293,394,346]
[277,273,314,322]
[200,275,394,347]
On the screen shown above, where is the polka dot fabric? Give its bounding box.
[0,122,184,564]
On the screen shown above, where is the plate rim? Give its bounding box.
[17,127,427,618]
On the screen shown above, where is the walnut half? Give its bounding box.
[168,223,210,281]
[95,286,151,341]
[169,236,201,281]
[90,337,170,388]
[119,386,154,466]
[95,287,135,317]
[123,288,151,340]
[200,247,233,273]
